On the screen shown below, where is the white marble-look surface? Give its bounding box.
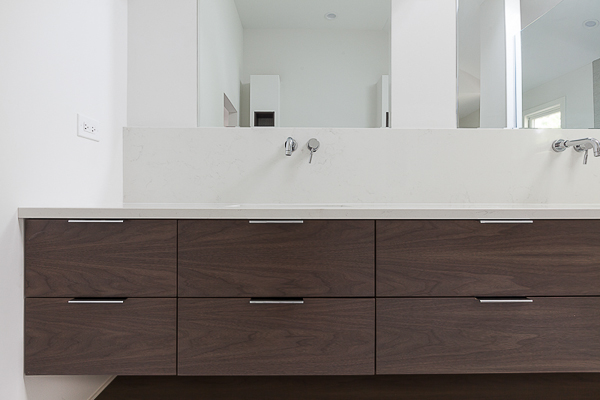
[17,204,600,220]
[123,127,600,205]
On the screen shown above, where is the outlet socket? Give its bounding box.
[77,114,99,142]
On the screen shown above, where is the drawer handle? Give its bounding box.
[478,297,533,303]
[249,220,304,224]
[68,298,127,304]
[68,220,124,223]
[249,298,304,304]
[480,220,533,224]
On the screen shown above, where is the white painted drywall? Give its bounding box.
[523,63,594,129]
[390,0,457,129]
[128,0,198,127]
[250,75,280,127]
[198,0,243,127]
[123,127,600,205]
[0,1,127,399]
[241,28,390,128]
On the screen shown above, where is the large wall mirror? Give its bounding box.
[458,0,600,129]
[199,0,391,129]
[522,0,600,129]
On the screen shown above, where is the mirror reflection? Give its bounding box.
[199,0,391,128]
[522,0,600,129]
[457,0,521,129]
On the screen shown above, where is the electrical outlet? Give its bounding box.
[77,114,99,142]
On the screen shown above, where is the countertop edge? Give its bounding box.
[17,207,600,220]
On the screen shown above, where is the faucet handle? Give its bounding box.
[584,149,589,165]
[307,138,320,164]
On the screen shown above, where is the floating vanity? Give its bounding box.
[19,205,600,381]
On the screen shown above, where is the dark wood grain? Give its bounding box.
[96,374,600,400]
[25,219,177,297]
[377,297,600,375]
[178,220,374,297]
[377,220,600,297]
[178,298,375,375]
[25,298,176,375]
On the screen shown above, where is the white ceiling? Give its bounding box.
[233,0,391,31]
[522,0,600,91]
[521,0,563,28]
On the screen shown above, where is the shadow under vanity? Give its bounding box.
[21,213,600,399]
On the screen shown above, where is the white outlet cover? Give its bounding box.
[77,114,99,142]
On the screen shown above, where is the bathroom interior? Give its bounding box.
[3,0,600,399]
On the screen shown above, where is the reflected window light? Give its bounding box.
[524,106,562,129]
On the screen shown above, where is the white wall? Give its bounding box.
[250,75,281,127]
[124,127,600,205]
[128,0,198,127]
[242,28,390,128]
[523,63,594,128]
[0,1,127,399]
[390,0,457,128]
[198,0,243,127]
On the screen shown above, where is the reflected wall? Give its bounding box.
[198,0,391,129]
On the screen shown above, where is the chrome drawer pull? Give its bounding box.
[480,220,533,224]
[249,298,304,304]
[68,298,127,304]
[249,220,304,224]
[478,298,533,303]
[68,220,124,223]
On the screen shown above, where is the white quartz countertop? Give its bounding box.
[17,204,600,220]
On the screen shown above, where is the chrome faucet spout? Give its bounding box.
[565,138,600,157]
[552,137,600,165]
[284,137,297,156]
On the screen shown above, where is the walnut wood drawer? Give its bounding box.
[377,297,600,375]
[25,219,177,297]
[377,220,600,297]
[178,220,374,297]
[25,298,177,375]
[178,298,375,375]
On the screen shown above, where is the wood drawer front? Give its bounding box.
[377,297,600,375]
[178,298,375,375]
[377,220,600,297]
[25,298,177,375]
[178,220,374,297]
[25,219,177,297]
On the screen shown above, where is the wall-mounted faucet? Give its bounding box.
[552,138,600,165]
[284,137,297,156]
[307,138,320,164]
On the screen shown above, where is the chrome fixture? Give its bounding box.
[249,220,304,224]
[284,137,297,156]
[307,138,320,164]
[478,298,533,304]
[552,138,600,165]
[480,220,533,224]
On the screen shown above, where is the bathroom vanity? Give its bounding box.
[19,205,600,380]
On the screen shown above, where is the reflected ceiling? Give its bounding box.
[233,0,390,30]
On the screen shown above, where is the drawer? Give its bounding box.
[178,220,374,297]
[25,298,176,375]
[178,298,375,375]
[25,219,177,297]
[377,297,600,374]
[377,220,600,297]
